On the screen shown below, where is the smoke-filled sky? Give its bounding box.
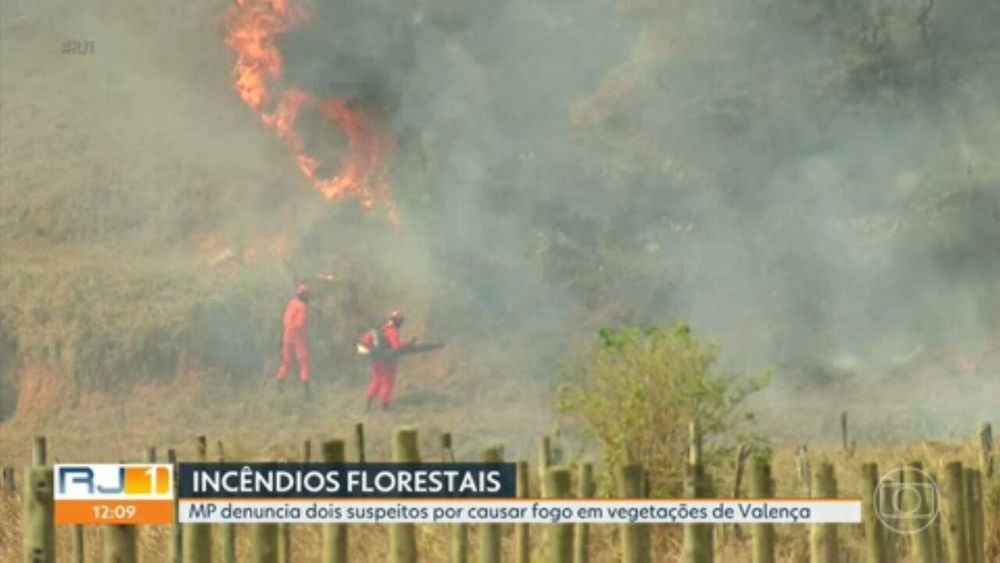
[277,0,1000,375]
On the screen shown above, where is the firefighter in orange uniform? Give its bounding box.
[276,284,311,393]
[360,310,414,411]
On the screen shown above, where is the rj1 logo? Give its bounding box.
[55,464,173,499]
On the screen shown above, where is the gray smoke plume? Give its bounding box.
[282,0,1000,437]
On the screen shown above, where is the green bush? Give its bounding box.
[556,323,772,497]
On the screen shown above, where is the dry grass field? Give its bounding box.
[2,0,998,560]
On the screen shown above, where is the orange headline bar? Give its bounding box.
[55,500,174,526]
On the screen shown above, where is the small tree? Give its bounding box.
[556,323,772,497]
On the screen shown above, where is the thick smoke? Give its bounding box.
[279,0,999,436]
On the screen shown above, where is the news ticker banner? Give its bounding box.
[178,499,861,525]
[54,462,513,525]
[54,463,862,526]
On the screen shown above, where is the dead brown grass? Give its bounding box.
[10,364,67,421]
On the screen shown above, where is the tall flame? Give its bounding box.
[225,0,398,224]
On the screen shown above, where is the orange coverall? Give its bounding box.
[276,297,310,381]
[364,321,409,406]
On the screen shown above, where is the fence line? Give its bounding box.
[2,422,995,561]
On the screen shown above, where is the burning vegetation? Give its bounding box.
[0,0,998,443]
[225,0,398,223]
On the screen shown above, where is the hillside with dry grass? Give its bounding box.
[1,1,999,559]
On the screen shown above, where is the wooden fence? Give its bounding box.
[1,421,995,562]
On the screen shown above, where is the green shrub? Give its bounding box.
[556,323,772,497]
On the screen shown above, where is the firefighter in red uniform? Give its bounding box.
[361,310,414,411]
[276,284,311,393]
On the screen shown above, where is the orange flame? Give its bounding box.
[225,0,398,224]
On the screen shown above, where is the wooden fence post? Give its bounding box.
[0,465,17,495]
[732,445,750,501]
[147,447,174,563]
[250,443,277,563]
[538,436,553,497]
[216,444,236,563]
[730,444,751,541]
[749,453,775,563]
[439,433,452,459]
[980,423,994,479]
[573,463,595,563]
[183,436,212,563]
[278,441,313,563]
[903,462,935,563]
[796,446,811,497]
[391,427,420,563]
[641,469,652,557]
[247,429,275,563]
[966,469,985,563]
[33,436,46,467]
[478,446,504,563]
[221,519,237,563]
[278,509,291,561]
[618,465,650,563]
[167,448,182,563]
[860,463,884,563]
[23,436,54,563]
[439,433,467,563]
[104,452,152,563]
[809,463,839,563]
[69,447,86,563]
[103,513,138,563]
[683,421,713,563]
[515,461,531,563]
[278,443,306,563]
[544,467,573,563]
[928,470,944,563]
[877,471,898,563]
[355,423,366,464]
[254,524,280,563]
[943,462,970,563]
[72,524,84,563]
[840,412,849,451]
[321,440,348,563]
[23,466,55,563]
